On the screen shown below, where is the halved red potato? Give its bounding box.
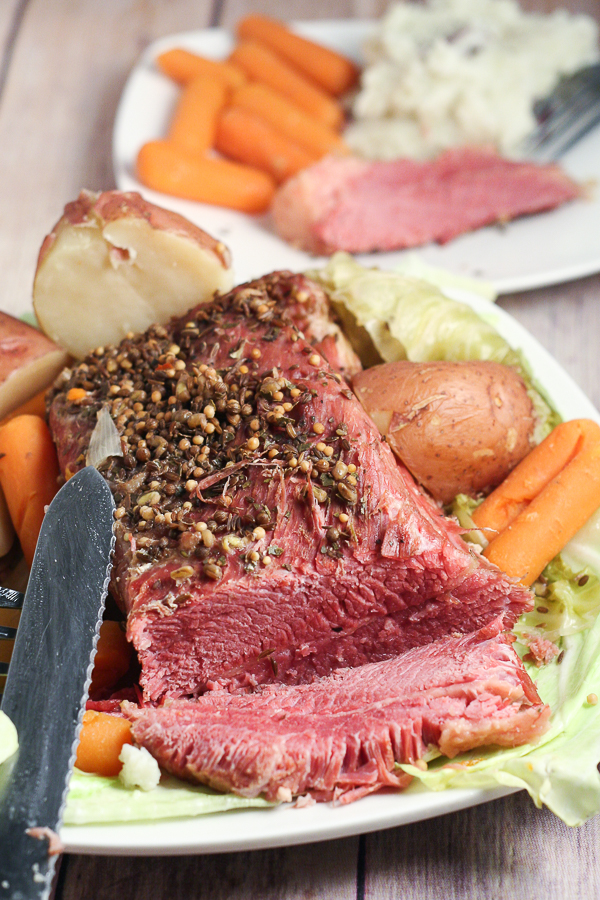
[0,311,69,422]
[0,312,68,557]
[33,190,234,358]
[353,359,536,504]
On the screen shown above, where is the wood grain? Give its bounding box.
[0,2,598,899]
[363,792,600,899]
[0,0,215,320]
[61,836,360,900]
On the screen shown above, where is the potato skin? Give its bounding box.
[33,190,234,359]
[352,360,536,504]
[0,311,69,420]
[36,189,232,272]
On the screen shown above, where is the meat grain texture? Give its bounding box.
[48,271,541,801]
[272,147,581,254]
[126,619,549,803]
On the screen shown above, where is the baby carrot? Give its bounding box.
[473,419,600,586]
[89,620,132,695]
[230,82,348,158]
[156,47,246,88]
[75,710,133,777]
[215,106,318,184]
[168,75,230,156]
[0,415,60,567]
[473,419,600,535]
[136,140,276,213]
[229,41,344,130]
[236,14,360,96]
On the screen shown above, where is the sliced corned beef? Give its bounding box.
[48,271,532,702]
[271,146,581,254]
[125,618,550,803]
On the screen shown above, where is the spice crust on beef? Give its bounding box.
[48,270,361,581]
[48,270,533,701]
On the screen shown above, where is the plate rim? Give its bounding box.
[59,283,600,855]
[112,21,600,296]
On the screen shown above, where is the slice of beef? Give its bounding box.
[125,618,550,803]
[48,271,532,702]
[272,146,581,254]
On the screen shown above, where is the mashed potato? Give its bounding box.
[345,0,599,160]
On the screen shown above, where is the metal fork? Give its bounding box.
[519,62,600,162]
[0,588,24,680]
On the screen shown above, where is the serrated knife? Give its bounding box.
[0,466,115,900]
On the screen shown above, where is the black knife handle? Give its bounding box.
[0,588,24,610]
[0,467,115,900]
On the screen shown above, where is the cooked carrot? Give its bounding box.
[75,710,133,777]
[236,14,360,96]
[215,106,317,184]
[229,41,344,130]
[89,620,132,695]
[0,389,47,425]
[230,82,348,158]
[473,419,600,535]
[136,140,276,213]
[156,47,246,88]
[66,387,87,402]
[0,415,60,567]
[168,75,230,156]
[472,419,600,586]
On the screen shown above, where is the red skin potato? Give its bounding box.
[353,359,536,504]
[36,189,232,272]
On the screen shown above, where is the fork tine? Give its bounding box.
[521,62,600,161]
[534,63,600,119]
[0,625,17,641]
[534,81,600,137]
[0,589,22,689]
[0,587,24,609]
[525,97,600,162]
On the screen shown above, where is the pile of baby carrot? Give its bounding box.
[137,14,359,213]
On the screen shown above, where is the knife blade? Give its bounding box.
[0,466,115,900]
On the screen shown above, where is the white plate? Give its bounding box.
[113,21,600,295]
[61,285,600,855]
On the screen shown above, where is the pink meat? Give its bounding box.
[272,146,581,254]
[48,271,532,703]
[126,618,550,803]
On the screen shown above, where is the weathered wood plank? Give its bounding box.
[219,0,388,26]
[61,836,360,900]
[501,274,600,412]
[1,3,598,900]
[363,791,600,900]
[0,0,25,75]
[0,0,215,319]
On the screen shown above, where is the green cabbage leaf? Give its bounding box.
[2,260,598,828]
[308,253,559,441]
[399,603,600,826]
[64,771,273,825]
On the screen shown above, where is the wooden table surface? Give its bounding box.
[1,0,599,897]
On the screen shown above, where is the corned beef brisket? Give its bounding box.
[125,618,550,803]
[272,146,580,254]
[48,271,533,704]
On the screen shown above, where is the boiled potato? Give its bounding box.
[0,311,69,421]
[33,190,234,358]
[353,360,536,504]
[0,312,69,557]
